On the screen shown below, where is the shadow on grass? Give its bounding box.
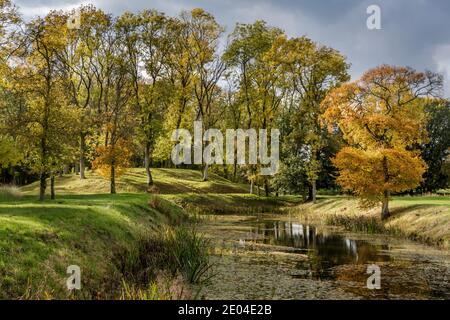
[389,204,430,217]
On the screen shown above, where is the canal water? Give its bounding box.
[197,214,450,299]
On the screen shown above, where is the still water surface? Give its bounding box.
[198,215,450,299]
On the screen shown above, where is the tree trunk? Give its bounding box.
[381,156,390,220]
[79,133,86,179]
[144,143,153,187]
[110,165,116,194]
[381,190,390,220]
[250,180,254,194]
[312,180,317,203]
[307,185,313,202]
[223,163,229,180]
[264,179,269,197]
[302,188,308,202]
[74,162,79,175]
[39,172,47,201]
[11,167,16,185]
[63,164,70,175]
[202,163,209,181]
[50,174,55,200]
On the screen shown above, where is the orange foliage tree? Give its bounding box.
[321,65,442,219]
[92,139,132,193]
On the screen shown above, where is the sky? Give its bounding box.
[13,0,450,97]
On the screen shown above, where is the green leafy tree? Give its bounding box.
[419,100,450,191]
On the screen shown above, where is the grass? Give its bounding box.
[0,185,22,201]
[0,191,192,299]
[166,193,300,215]
[2,167,449,298]
[119,273,191,300]
[164,226,212,284]
[20,168,248,196]
[0,168,254,299]
[294,195,450,248]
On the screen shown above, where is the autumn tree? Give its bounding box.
[153,8,225,177]
[6,13,78,200]
[0,91,22,169]
[322,65,442,219]
[91,17,136,194]
[188,8,226,181]
[0,1,21,175]
[0,0,19,50]
[274,36,349,202]
[224,21,285,195]
[116,9,171,187]
[57,6,110,180]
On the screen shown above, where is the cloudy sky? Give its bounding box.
[13,0,450,97]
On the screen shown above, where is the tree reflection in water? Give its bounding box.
[250,220,391,280]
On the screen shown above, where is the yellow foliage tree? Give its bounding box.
[321,65,442,219]
[92,139,132,192]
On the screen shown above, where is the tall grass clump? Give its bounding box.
[0,184,22,201]
[114,226,212,300]
[115,236,171,285]
[326,214,386,234]
[165,226,213,284]
[120,273,191,300]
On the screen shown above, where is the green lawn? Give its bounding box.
[0,191,186,299]
[391,195,450,206]
[1,168,449,298]
[20,168,249,196]
[0,168,255,299]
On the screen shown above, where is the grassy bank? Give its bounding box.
[3,167,448,298]
[19,168,248,196]
[0,191,198,299]
[0,168,271,299]
[166,193,300,215]
[294,196,450,248]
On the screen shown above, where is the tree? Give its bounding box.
[0,1,22,175]
[223,21,285,195]
[116,10,170,187]
[0,136,21,168]
[419,100,450,191]
[0,0,19,49]
[91,16,136,194]
[274,36,349,202]
[92,139,132,187]
[187,8,226,181]
[322,65,442,219]
[7,13,77,200]
[58,6,110,180]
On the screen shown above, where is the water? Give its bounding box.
[198,215,450,300]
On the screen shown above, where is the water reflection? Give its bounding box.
[248,220,391,280]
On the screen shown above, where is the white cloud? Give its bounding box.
[12,0,450,93]
[433,44,450,98]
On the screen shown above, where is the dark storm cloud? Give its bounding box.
[14,0,450,96]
